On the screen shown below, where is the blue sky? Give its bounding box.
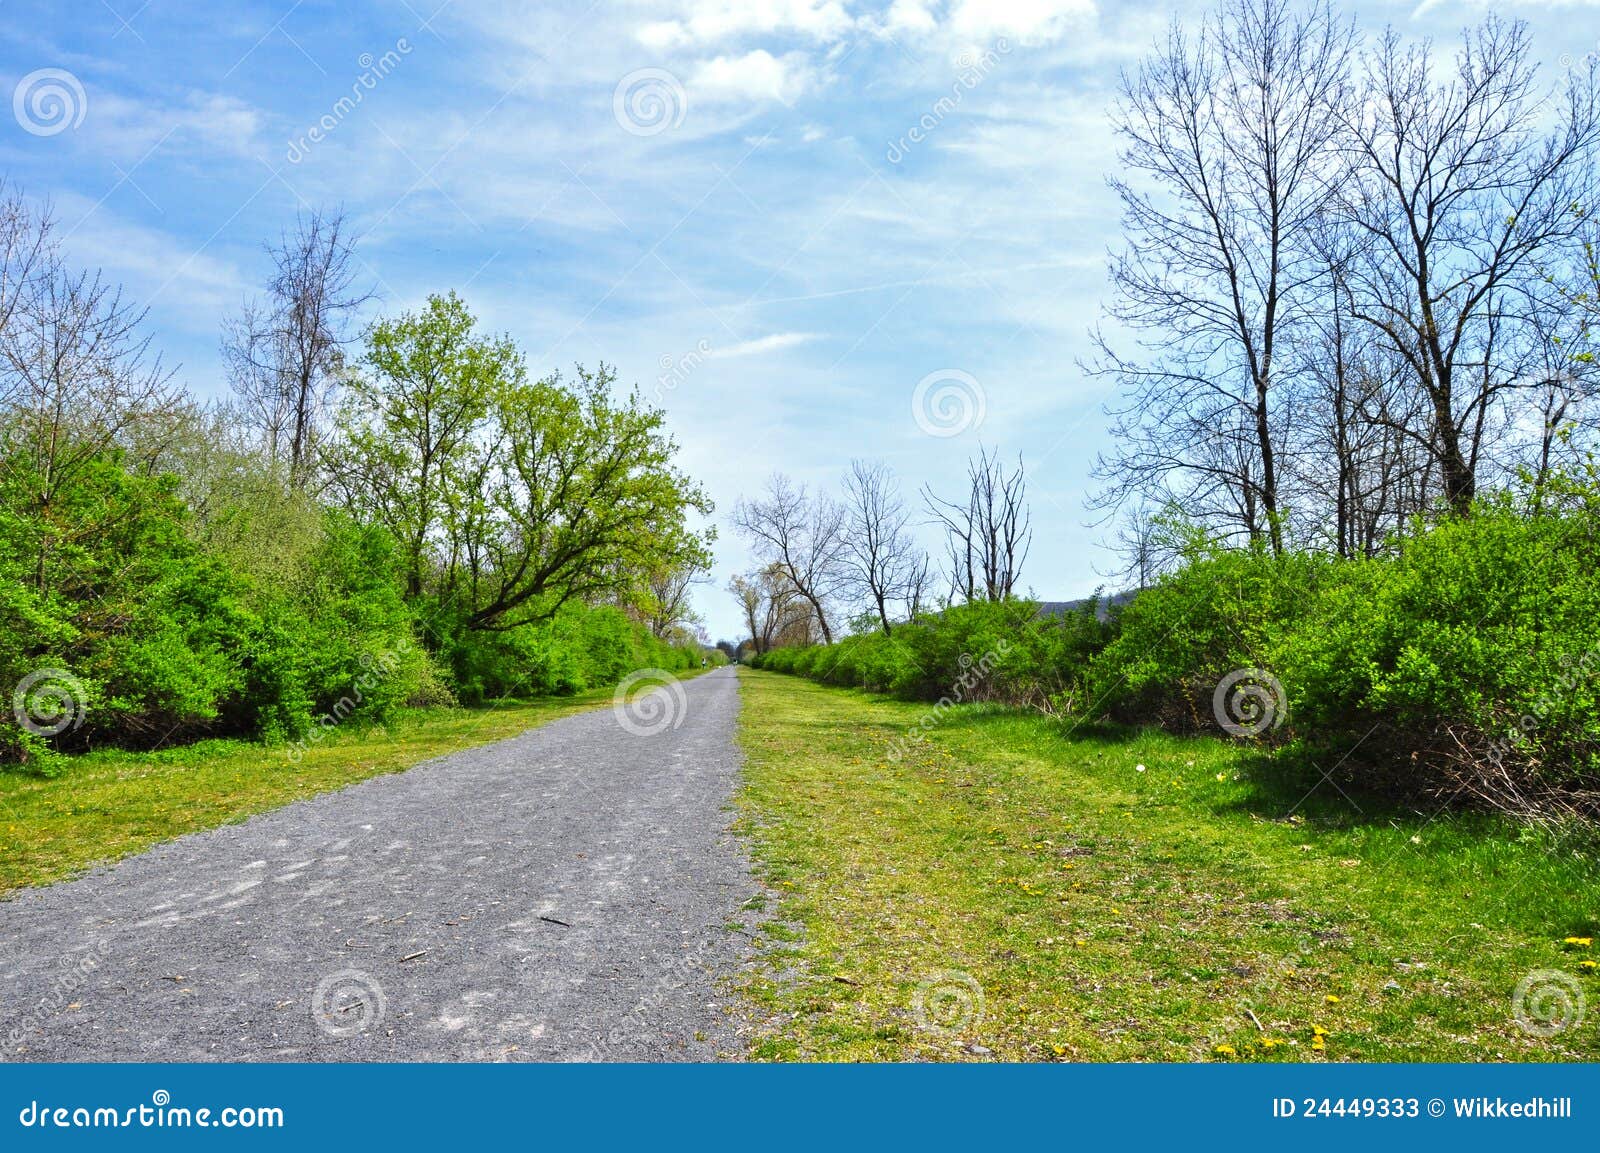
[2,0,1593,639]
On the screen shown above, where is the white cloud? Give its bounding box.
[948,0,1097,44]
[84,89,265,161]
[1414,0,1600,13]
[868,0,1099,48]
[635,0,856,49]
[882,0,940,36]
[692,50,815,104]
[709,331,819,357]
[52,195,248,334]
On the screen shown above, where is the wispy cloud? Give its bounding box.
[709,332,820,358]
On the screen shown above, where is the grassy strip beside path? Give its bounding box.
[733,670,1600,1062]
[0,690,626,897]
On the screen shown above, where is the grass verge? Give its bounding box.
[0,691,622,897]
[733,669,1600,1062]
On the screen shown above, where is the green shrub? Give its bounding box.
[1279,488,1600,806]
[753,597,1117,710]
[1084,545,1328,731]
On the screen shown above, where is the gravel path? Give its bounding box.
[0,667,761,1061]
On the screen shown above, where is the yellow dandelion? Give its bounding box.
[1580,960,1598,973]
[1324,994,1341,1004]
[1212,1044,1236,1058]
[1564,936,1593,948]
[1311,1035,1326,1051]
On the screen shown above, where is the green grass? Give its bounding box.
[0,691,623,897]
[733,669,1600,1062]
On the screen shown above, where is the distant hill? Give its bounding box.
[1034,590,1138,622]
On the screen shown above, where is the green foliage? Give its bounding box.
[1085,545,1330,729]
[328,294,713,630]
[1,287,710,771]
[1088,485,1600,806]
[1280,489,1600,793]
[753,598,1117,710]
[760,476,1600,817]
[446,601,702,705]
[0,440,249,768]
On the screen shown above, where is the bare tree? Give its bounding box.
[733,474,846,643]
[642,560,705,641]
[223,208,373,486]
[0,184,52,345]
[0,250,178,588]
[728,565,813,654]
[924,447,1032,603]
[1105,502,1188,590]
[840,459,927,634]
[1091,0,1357,553]
[1336,18,1600,513]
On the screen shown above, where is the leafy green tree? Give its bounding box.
[327,294,712,641]
[327,291,511,601]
